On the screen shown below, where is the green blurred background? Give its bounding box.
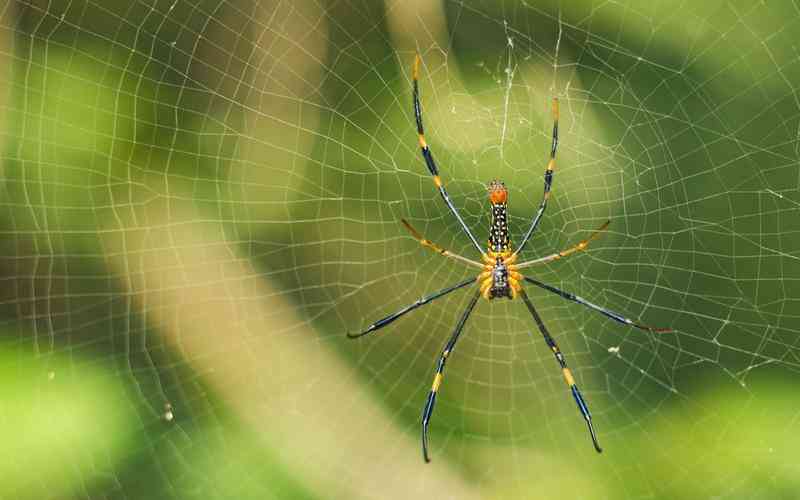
[1,0,799,498]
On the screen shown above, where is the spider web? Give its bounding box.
[1,1,800,498]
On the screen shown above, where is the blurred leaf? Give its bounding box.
[0,340,136,499]
[2,41,157,250]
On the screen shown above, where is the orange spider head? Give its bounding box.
[488,180,508,205]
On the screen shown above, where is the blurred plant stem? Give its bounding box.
[104,196,482,500]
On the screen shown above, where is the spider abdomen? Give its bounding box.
[487,180,511,254]
[488,203,511,254]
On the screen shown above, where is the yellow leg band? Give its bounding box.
[562,368,575,386]
[432,373,443,392]
[420,239,443,254]
[558,248,575,258]
[433,175,442,188]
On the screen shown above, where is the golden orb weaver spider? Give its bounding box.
[348,55,671,463]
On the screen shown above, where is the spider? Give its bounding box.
[348,55,670,463]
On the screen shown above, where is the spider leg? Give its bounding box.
[413,55,486,257]
[523,277,671,332]
[347,278,476,339]
[519,289,602,453]
[513,97,559,257]
[401,219,484,269]
[421,289,481,463]
[515,220,610,269]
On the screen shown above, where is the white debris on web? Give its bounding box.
[163,403,174,422]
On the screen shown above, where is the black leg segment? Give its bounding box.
[347,278,475,339]
[523,277,671,332]
[421,289,481,462]
[519,289,602,453]
[514,98,560,257]
[412,55,485,256]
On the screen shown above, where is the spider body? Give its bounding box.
[348,54,670,463]
[480,181,521,300]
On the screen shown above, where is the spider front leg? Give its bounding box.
[513,97,560,257]
[422,290,481,462]
[519,289,602,453]
[413,55,486,257]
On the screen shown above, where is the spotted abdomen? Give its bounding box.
[487,180,511,254]
[489,202,510,253]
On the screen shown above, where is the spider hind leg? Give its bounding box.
[421,290,481,462]
[519,288,602,453]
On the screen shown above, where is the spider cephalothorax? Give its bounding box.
[348,54,670,463]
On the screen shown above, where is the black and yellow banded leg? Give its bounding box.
[519,289,602,453]
[400,219,484,269]
[413,55,486,257]
[421,289,481,462]
[515,220,611,269]
[523,277,671,333]
[514,97,559,257]
[347,278,475,339]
